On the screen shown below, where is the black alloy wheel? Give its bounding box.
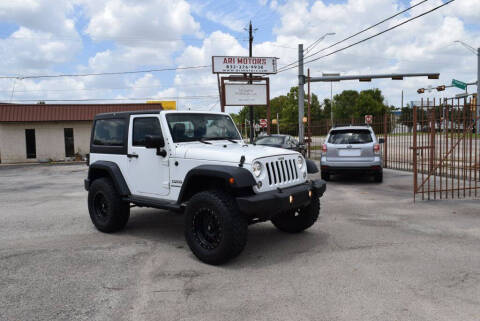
[192,208,223,250]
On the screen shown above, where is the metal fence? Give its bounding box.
[411,98,479,201]
[238,96,480,201]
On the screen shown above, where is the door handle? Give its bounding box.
[127,153,139,158]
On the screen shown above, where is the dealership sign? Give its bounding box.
[224,84,267,106]
[212,56,277,74]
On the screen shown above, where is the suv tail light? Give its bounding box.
[373,143,380,154]
[321,144,327,154]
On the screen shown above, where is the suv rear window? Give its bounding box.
[93,119,126,146]
[328,129,373,144]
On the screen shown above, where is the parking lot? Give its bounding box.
[1,164,479,321]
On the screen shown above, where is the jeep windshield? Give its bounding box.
[166,113,242,143]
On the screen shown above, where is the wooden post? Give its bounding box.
[307,68,311,158]
[413,105,418,201]
[266,77,271,135]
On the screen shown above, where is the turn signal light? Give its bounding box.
[228,177,235,184]
[373,144,380,154]
[289,195,294,204]
[321,144,327,153]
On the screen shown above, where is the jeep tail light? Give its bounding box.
[321,144,327,154]
[373,144,380,154]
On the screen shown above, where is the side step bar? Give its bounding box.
[124,195,183,212]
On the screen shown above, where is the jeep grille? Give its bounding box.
[265,158,299,186]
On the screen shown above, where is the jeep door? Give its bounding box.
[127,115,170,197]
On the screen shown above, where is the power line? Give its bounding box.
[278,0,430,72]
[0,65,211,80]
[6,95,219,102]
[277,0,454,74]
[0,81,219,93]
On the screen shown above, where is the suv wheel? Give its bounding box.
[374,171,383,183]
[88,177,130,233]
[271,194,320,233]
[185,190,247,265]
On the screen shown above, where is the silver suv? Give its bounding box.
[320,125,383,182]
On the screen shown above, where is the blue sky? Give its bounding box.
[0,0,478,110]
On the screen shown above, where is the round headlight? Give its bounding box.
[252,161,262,177]
[297,155,304,169]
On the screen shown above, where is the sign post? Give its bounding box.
[213,55,277,138]
[259,119,267,128]
[365,115,373,124]
[452,79,467,90]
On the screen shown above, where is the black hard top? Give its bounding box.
[94,110,162,120]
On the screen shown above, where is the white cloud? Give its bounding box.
[82,0,201,46]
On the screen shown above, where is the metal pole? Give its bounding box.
[401,90,404,108]
[298,44,305,144]
[248,21,254,143]
[330,82,333,124]
[277,112,280,134]
[477,48,480,134]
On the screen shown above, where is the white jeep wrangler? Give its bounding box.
[85,110,326,264]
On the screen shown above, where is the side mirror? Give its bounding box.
[145,135,167,157]
[378,138,385,144]
[145,135,165,148]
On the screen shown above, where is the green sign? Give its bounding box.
[452,79,467,90]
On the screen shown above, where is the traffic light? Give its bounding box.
[417,88,425,94]
[436,85,446,91]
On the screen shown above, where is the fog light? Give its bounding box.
[257,181,262,188]
[308,190,312,198]
[303,172,307,179]
[289,195,294,204]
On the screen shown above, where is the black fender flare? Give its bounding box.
[177,165,257,203]
[306,159,319,174]
[86,161,131,196]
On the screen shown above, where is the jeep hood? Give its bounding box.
[173,142,298,164]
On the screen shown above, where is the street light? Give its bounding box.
[322,72,340,125]
[298,32,335,144]
[304,33,336,54]
[454,40,479,134]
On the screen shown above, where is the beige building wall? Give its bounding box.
[0,121,92,163]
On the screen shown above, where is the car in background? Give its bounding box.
[255,134,306,156]
[320,125,384,182]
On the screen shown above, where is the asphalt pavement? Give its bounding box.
[1,164,479,321]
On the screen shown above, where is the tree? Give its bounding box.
[332,88,389,121]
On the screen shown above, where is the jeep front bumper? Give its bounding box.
[235,179,326,220]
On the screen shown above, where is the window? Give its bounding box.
[64,128,74,157]
[328,129,373,144]
[133,117,162,146]
[25,129,36,159]
[255,136,285,145]
[92,119,126,146]
[166,113,241,143]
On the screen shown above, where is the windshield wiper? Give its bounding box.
[210,137,239,143]
[199,138,212,144]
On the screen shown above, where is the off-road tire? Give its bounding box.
[271,194,320,233]
[88,177,130,233]
[374,171,383,183]
[321,172,330,181]
[185,190,247,265]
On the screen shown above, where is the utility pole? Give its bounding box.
[248,21,254,142]
[477,47,480,134]
[298,44,305,144]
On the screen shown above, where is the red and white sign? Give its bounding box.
[212,56,277,74]
[259,119,267,128]
[365,115,373,124]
